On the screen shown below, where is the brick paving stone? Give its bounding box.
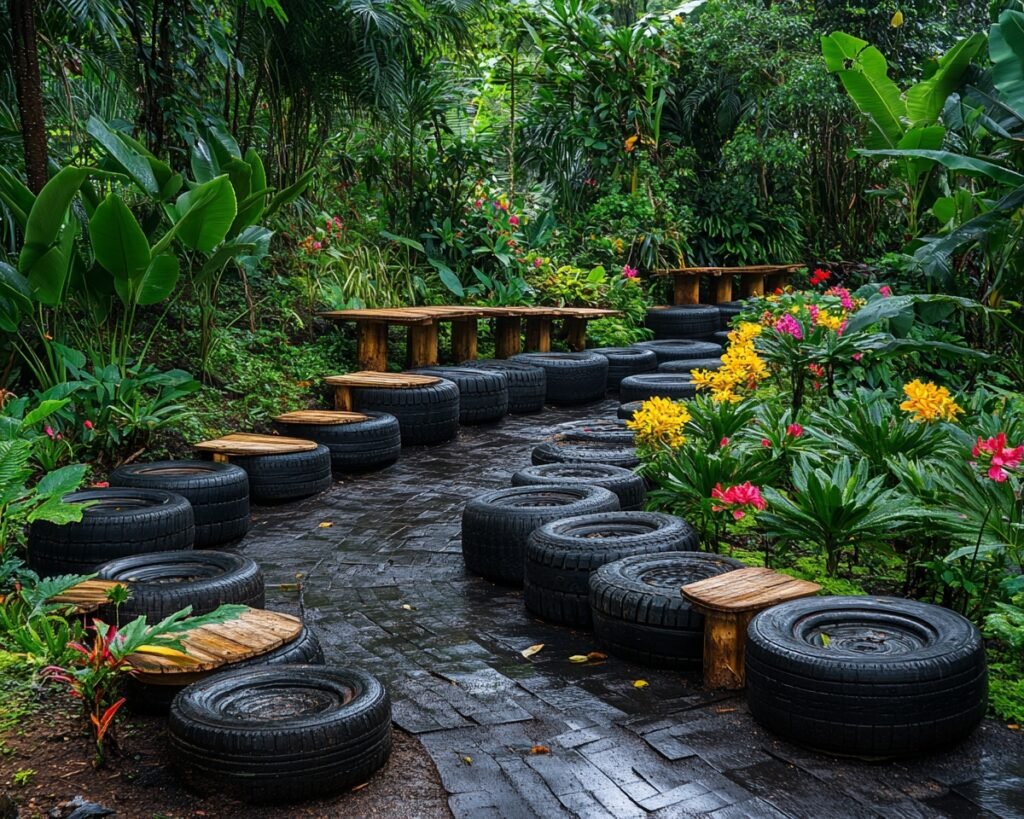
[237,397,1024,818]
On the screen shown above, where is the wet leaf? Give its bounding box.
[587,651,608,661]
[715,707,737,714]
[568,655,589,664]
[521,643,544,658]
[890,10,904,27]
[633,679,649,689]
[461,755,473,766]
[277,583,299,591]
[401,604,416,611]
[820,633,831,647]
[530,745,551,755]
[318,521,333,528]
[350,782,369,792]
[1008,724,1020,731]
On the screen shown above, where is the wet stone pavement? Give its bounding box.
[242,399,1024,819]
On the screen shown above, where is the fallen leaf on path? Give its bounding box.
[568,655,589,664]
[587,651,608,661]
[633,679,649,689]
[461,755,473,766]
[318,522,333,528]
[401,604,416,611]
[530,745,551,755]
[715,707,737,714]
[521,643,544,658]
[350,782,369,792]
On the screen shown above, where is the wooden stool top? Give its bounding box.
[325,371,441,388]
[654,264,801,278]
[274,410,369,425]
[127,608,303,677]
[682,567,820,613]
[49,579,127,614]
[195,432,318,456]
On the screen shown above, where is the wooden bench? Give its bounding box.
[195,432,318,463]
[323,371,441,411]
[681,567,821,689]
[654,265,803,305]
[320,306,622,370]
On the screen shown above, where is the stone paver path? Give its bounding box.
[244,400,1024,819]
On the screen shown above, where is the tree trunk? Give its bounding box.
[8,0,49,193]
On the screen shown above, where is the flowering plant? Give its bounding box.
[627,397,691,449]
[711,482,767,520]
[900,379,964,423]
[690,322,767,403]
[972,433,1024,483]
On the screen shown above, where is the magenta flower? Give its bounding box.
[826,286,855,310]
[711,482,767,520]
[786,424,803,437]
[761,438,772,448]
[719,437,730,447]
[312,241,322,250]
[84,420,94,430]
[622,265,639,279]
[508,215,520,227]
[852,352,863,362]
[972,433,1024,482]
[774,314,803,340]
[533,258,543,269]
[880,285,892,297]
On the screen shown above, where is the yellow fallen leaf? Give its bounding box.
[633,679,649,689]
[461,755,473,765]
[530,745,551,755]
[568,655,589,664]
[318,522,333,528]
[890,10,904,27]
[401,604,416,611]
[521,643,544,658]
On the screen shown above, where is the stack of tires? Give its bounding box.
[509,352,609,405]
[530,417,640,469]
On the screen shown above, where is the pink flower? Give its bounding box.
[474,199,483,209]
[508,215,520,227]
[83,420,94,430]
[972,433,1024,482]
[807,304,820,322]
[837,319,848,337]
[761,438,772,448]
[773,314,803,340]
[786,424,803,437]
[533,258,543,269]
[44,425,56,439]
[880,285,892,297]
[312,241,322,250]
[711,482,767,520]
[719,437,730,448]
[622,265,639,279]
[325,218,332,229]
[826,286,855,311]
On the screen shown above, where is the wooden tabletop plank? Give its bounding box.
[49,579,127,614]
[653,264,802,277]
[274,410,369,425]
[319,309,437,325]
[325,371,441,388]
[195,432,318,456]
[681,567,821,613]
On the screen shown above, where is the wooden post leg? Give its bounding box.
[674,275,700,305]
[451,318,478,362]
[702,610,755,689]
[333,386,353,411]
[564,317,587,351]
[356,322,388,372]
[212,453,230,464]
[407,322,439,368]
[713,275,733,304]
[494,317,522,358]
[524,317,552,352]
[765,272,785,294]
[741,275,765,299]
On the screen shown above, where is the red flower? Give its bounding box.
[711,482,767,520]
[84,420,94,430]
[810,268,831,286]
[972,433,1024,482]
[786,424,803,437]
[92,481,109,488]
[761,438,772,448]
[508,215,520,227]
[719,437,730,447]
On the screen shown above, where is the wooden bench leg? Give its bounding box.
[524,317,552,352]
[212,453,230,464]
[356,322,389,372]
[494,317,522,358]
[765,272,786,294]
[407,322,439,368]
[714,276,733,304]
[741,275,765,299]
[333,385,354,411]
[564,317,588,351]
[451,318,477,362]
[702,610,756,689]
[674,276,700,305]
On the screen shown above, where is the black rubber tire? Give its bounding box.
[746,596,988,758]
[459,359,546,414]
[511,463,646,511]
[588,347,658,390]
[590,552,744,668]
[645,306,721,339]
[658,358,723,375]
[169,665,392,803]
[531,440,639,469]
[548,419,635,445]
[109,461,250,548]
[619,373,698,404]
[461,485,619,586]
[95,550,264,624]
[617,401,643,421]
[28,489,194,577]
[716,300,746,329]
[126,625,325,714]
[408,367,509,424]
[350,380,460,446]
[710,330,731,347]
[229,445,332,505]
[509,352,608,405]
[632,339,723,364]
[272,412,401,473]
[524,512,700,627]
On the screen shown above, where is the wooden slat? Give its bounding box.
[50,579,127,614]
[320,309,435,325]
[126,608,303,675]
[325,371,441,388]
[195,432,318,456]
[654,264,801,277]
[682,567,820,613]
[274,410,369,425]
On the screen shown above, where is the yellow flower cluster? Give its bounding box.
[690,322,768,403]
[626,396,692,448]
[899,380,964,423]
[815,310,845,332]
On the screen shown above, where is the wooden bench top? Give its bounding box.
[49,579,127,614]
[325,371,441,388]
[127,608,304,676]
[195,432,319,456]
[654,264,802,278]
[274,410,369,425]
[321,306,622,323]
[681,567,821,613]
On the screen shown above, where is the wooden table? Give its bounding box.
[653,265,802,305]
[195,432,318,463]
[323,371,441,411]
[681,567,821,689]
[320,306,622,369]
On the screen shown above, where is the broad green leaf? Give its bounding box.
[0,167,34,229]
[906,34,987,125]
[190,137,219,183]
[135,254,180,305]
[198,240,256,283]
[893,126,946,186]
[244,148,267,193]
[0,261,32,314]
[87,117,158,195]
[263,168,313,218]
[90,194,151,281]
[991,10,1024,109]
[857,148,1024,187]
[21,399,70,428]
[205,124,242,163]
[34,464,87,498]
[171,176,237,252]
[26,245,71,306]
[428,257,463,296]
[18,166,91,274]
